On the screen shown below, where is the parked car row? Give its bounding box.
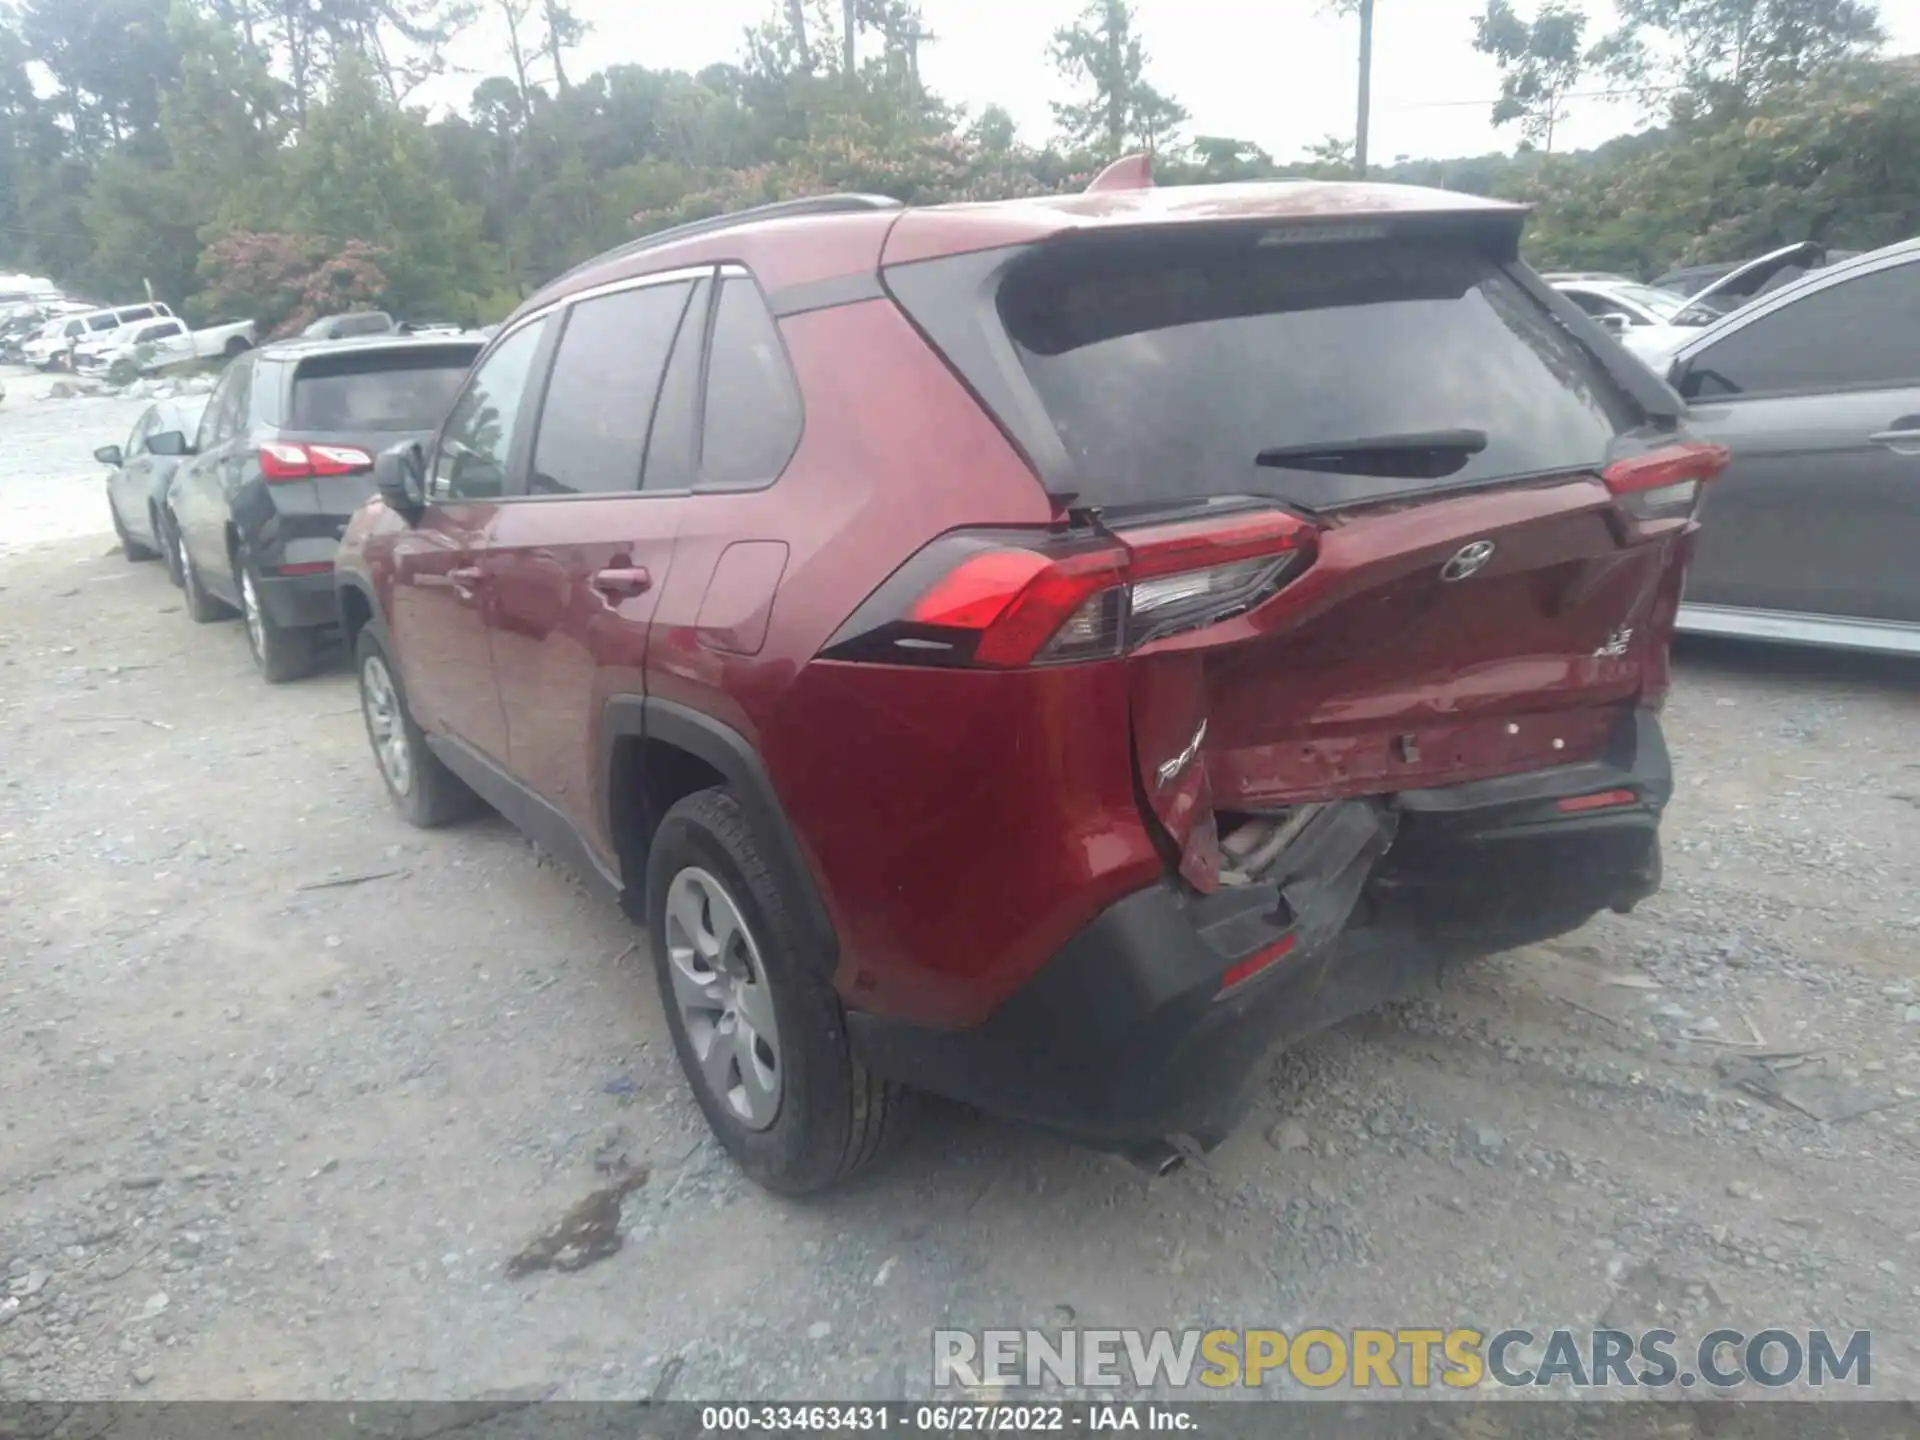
[96,330,485,679]
[89,171,1916,1198]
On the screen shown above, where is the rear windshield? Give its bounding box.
[290,347,479,431]
[998,236,1640,511]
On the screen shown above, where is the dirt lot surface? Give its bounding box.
[4,369,1920,1402]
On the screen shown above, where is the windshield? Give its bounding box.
[999,236,1640,511]
[290,346,478,431]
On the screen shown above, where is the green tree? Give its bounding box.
[1592,0,1884,121]
[1048,0,1187,158]
[1473,0,1589,151]
[18,0,181,155]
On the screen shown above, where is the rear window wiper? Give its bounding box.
[1255,428,1489,479]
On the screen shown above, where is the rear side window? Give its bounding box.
[1683,262,1920,399]
[88,315,117,331]
[699,277,803,489]
[996,236,1640,511]
[529,280,692,496]
[290,346,479,431]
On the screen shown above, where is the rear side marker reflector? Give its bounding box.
[822,508,1316,669]
[1555,788,1639,814]
[1218,933,1298,994]
[276,561,335,576]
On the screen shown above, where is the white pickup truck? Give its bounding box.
[73,316,256,377]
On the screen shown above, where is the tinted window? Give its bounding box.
[117,306,156,324]
[1560,289,1612,317]
[87,315,117,332]
[125,410,154,457]
[291,346,479,432]
[136,322,179,343]
[1684,262,1920,399]
[529,281,692,496]
[642,276,711,491]
[999,236,1641,511]
[699,277,803,489]
[432,320,549,501]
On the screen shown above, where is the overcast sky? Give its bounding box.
[427,0,1920,162]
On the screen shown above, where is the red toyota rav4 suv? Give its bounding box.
[336,163,1722,1192]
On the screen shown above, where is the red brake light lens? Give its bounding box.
[1602,442,1729,521]
[1555,788,1639,814]
[259,442,374,483]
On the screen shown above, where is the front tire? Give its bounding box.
[354,626,483,828]
[155,509,184,587]
[647,788,908,1194]
[235,542,320,684]
[176,524,235,623]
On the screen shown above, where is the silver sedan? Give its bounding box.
[95,396,208,576]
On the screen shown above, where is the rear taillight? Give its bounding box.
[821,509,1315,668]
[1602,442,1729,521]
[259,442,375,483]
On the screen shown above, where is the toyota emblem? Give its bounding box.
[1440,540,1497,582]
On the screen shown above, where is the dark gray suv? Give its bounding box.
[165,334,482,681]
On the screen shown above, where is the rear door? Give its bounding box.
[1675,254,1920,625]
[481,269,707,857]
[389,320,552,761]
[980,230,1681,855]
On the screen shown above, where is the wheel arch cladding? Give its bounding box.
[602,697,840,969]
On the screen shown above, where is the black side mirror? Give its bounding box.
[374,440,427,522]
[94,444,123,467]
[1597,311,1633,335]
[147,429,189,458]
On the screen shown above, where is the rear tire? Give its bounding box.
[176,525,234,623]
[354,626,483,828]
[647,788,909,1194]
[235,541,320,684]
[111,502,158,562]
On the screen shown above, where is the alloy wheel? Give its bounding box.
[359,654,413,797]
[664,866,782,1131]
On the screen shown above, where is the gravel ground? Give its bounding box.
[3,363,1919,1402]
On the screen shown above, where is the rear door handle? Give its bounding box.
[591,566,653,599]
[448,565,484,597]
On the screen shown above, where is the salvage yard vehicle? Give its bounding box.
[336,165,1725,1193]
[1665,236,1920,656]
[73,316,255,376]
[166,331,482,682]
[94,396,210,569]
[21,302,174,370]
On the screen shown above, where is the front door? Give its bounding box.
[170,357,254,601]
[391,316,553,760]
[482,273,707,861]
[1679,256,1920,624]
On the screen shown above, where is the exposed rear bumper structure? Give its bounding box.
[847,709,1671,1154]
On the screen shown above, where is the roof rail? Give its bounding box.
[550,193,906,288]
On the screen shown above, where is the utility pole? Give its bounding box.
[1355,0,1374,177]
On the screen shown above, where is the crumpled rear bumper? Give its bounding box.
[846,708,1671,1153]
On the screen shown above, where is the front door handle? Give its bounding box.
[591,566,653,599]
[1869,427,1920,453]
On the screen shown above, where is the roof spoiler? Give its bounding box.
[1085,153,1154,193]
